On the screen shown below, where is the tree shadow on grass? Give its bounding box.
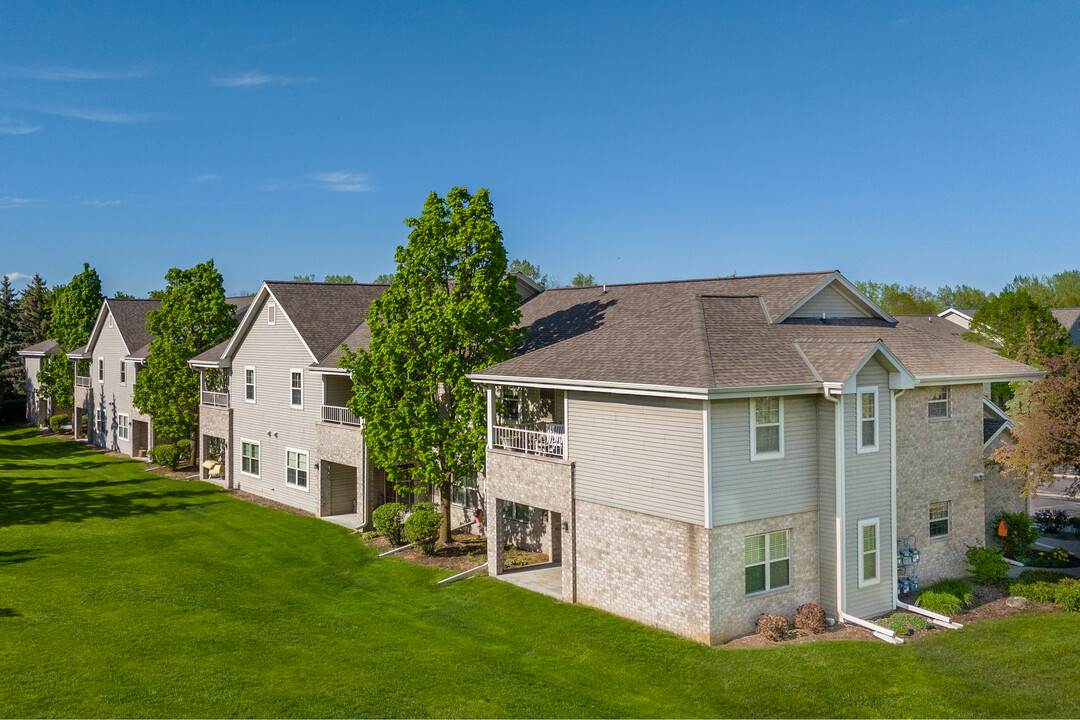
[0,549,43,566]
[0,609,22,618]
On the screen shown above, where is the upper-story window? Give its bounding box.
[98,358,104,382]
[928,387,949,419]
[244,367,256,403]
[857,387,878,453]
[290,370,303,408]
[750,396,784,460]
[119,361,126,385]
[502,387,521,424]
[267,304,276,325]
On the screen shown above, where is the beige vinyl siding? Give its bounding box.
[789,283,872,319]
[843,358,894,617]
[816,395,838,618]
[710,396,818,526]
[567,392,705,526]
[230,296,322,515]
[23,357,43,424]
[322,374,353,407]
[324,462,357,515]
[87,313,151,452]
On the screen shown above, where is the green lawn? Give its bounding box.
[1,425,1078,718]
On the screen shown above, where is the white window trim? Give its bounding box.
[856,386,879,454]
[857,517,881,588]
[97,357,105,383]
[117,413,130,441]
[285,447,310,492]
[745,529,792,596]
[749,396,784,461]
[240,438,261,478]
[289,369,304,410]
[96,408,106,435]
[928,386,950,421]
[267,303,276,326]
[929,501,951,539]
[244,366,257,404]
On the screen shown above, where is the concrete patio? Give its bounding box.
[495,562,563,600]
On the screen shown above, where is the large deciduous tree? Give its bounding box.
[341,187,525,543]
[965,289,1070,361]
[133,260,237,444]
[39,264,103,411]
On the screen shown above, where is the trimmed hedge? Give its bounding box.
[372,503,407,546]
[404,507,443,555]
[150,443,181,470]
[48,414,69,433]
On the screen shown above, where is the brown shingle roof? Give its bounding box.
[264,282,387,360]
[107,299,160,354]
[17,338,61,356]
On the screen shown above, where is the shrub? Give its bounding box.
[1034,509,1070,534]
[905,613,931,631]
[47,414,69,433]
[927,577,974,608]
[1068,516,1080,534]
[965,546,1008,584]
[755,613,788,642]
[794,603,827,634]
[150,443,181,470]
[404,507,443,555]
[875,612,931,637]
[1057,581,1080,612]
[914,590,963,616]
[1008,578,1078,604]
[1019,569,1071,583]
[994,511,1041,559]
[372,503,407,546]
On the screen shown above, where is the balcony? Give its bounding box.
[75,376,91,388]
[492,424,565,459]
[200,390,229,407]
[322,404,362,427]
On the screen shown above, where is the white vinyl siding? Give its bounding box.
[244,367,256,403]
[241,440,260,477]
[286,449,309,490]
[82,311,153,453]
[858,518,880,588]
[788,282,873,319]
[750,396,784,460]
[857,387,878,453]
[290,370,303,409]
[567,392,705,526]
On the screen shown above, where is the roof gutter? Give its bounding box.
[915,372,1044,385]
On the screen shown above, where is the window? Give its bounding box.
[750,396,784,460]
[241,440,260,477]
[267,304,276,325]
[244,367,256,403]
[286,449,309,490]
[503,501,530,522]
[502,387,521,424]
[857,388,878,453]
[858,518,880,587]
[928,386,949,419]
[929,501,950,538]
[744,530,791,594]
[452,471,479,508]
[290,370,303,408]
[98,358,104,382]
[119,361,126,385]
[96,408,106,435]
[117,413,129,441]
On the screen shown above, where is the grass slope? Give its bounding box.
[1,425,1078,718]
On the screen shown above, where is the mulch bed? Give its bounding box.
[725,623,875,648]
[362,531,549,573]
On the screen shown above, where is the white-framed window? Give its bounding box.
[119,361,126,385]
[452,471,479,508]
[241,440,260,477]
[290,370,303,408]
[858,518,880,588]
[744,529,791,595]
[244,367,256,403]
[750,396,784,460]
[857,387,878,453]
[117,413,129,441]
[501,386,521,424]
[286,449,309,490]
[928,386,949,419]
[267,303,276,325]
[929,501,950,538]
[96,408,106,435]
[98,357,104,382]
[504,501,530,522]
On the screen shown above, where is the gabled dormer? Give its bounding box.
[775,272,895,323]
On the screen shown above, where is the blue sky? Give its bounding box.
[2,1,1079,296]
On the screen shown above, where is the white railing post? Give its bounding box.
[321,405,362,427]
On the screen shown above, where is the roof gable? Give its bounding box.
[775,273,894,323]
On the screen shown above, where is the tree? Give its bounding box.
[508,258,548,288]
[936,284,991,310]
[1005,271,1080,308]
[965,289,1070,361]
[292,274,316,282]
[16,274,50,344]
[133,260,237,444]
[570,272,596,288]
[113,291,136,299]
[992,351,1080,497]
[0,275,22,401]
[854,281,942,315]
[324,274,355,284]
[373,273,394,284]
[341,188,525,543]
[38,264,102,411]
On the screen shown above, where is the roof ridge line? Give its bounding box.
[532,270,838,293]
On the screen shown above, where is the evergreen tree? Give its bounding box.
[17,274,50,344]
[0,275,23,401]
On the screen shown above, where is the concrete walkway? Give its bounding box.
[495,562,563,600]
[322,513,359,530]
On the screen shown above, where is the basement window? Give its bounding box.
[745,530,790,594]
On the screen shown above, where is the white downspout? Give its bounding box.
[891,388,902,611]
[823,388,845,619]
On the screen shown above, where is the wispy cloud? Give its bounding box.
[0,65,149,81]
[37,105,152,123]
[0,197,36,208]
[211,71,317,87]
[81,199,121,207]
[192,173,224,184]
[4,271,32,285]
[312,171,373,192]
[0,115,40,135]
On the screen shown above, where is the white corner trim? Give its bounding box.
[703,400,713,529]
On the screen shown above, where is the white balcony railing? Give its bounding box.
[322,404,363,427]
[75,376,91,388]
[492,424,565,459]
[201,390,229,407]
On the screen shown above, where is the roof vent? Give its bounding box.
[602,284,607,294]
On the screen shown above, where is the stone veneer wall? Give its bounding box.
[575,501,712,642]
[895,384,985,584]
[709,510,818,642]
[983,429,1028,545]
[199,405,232,486]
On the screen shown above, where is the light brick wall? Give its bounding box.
[199,405,232,485]
[315,422,365,469]
[709,510,819,642]
[983,429,1028,545]
[895,384,985,583]
[575,501,712,643]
